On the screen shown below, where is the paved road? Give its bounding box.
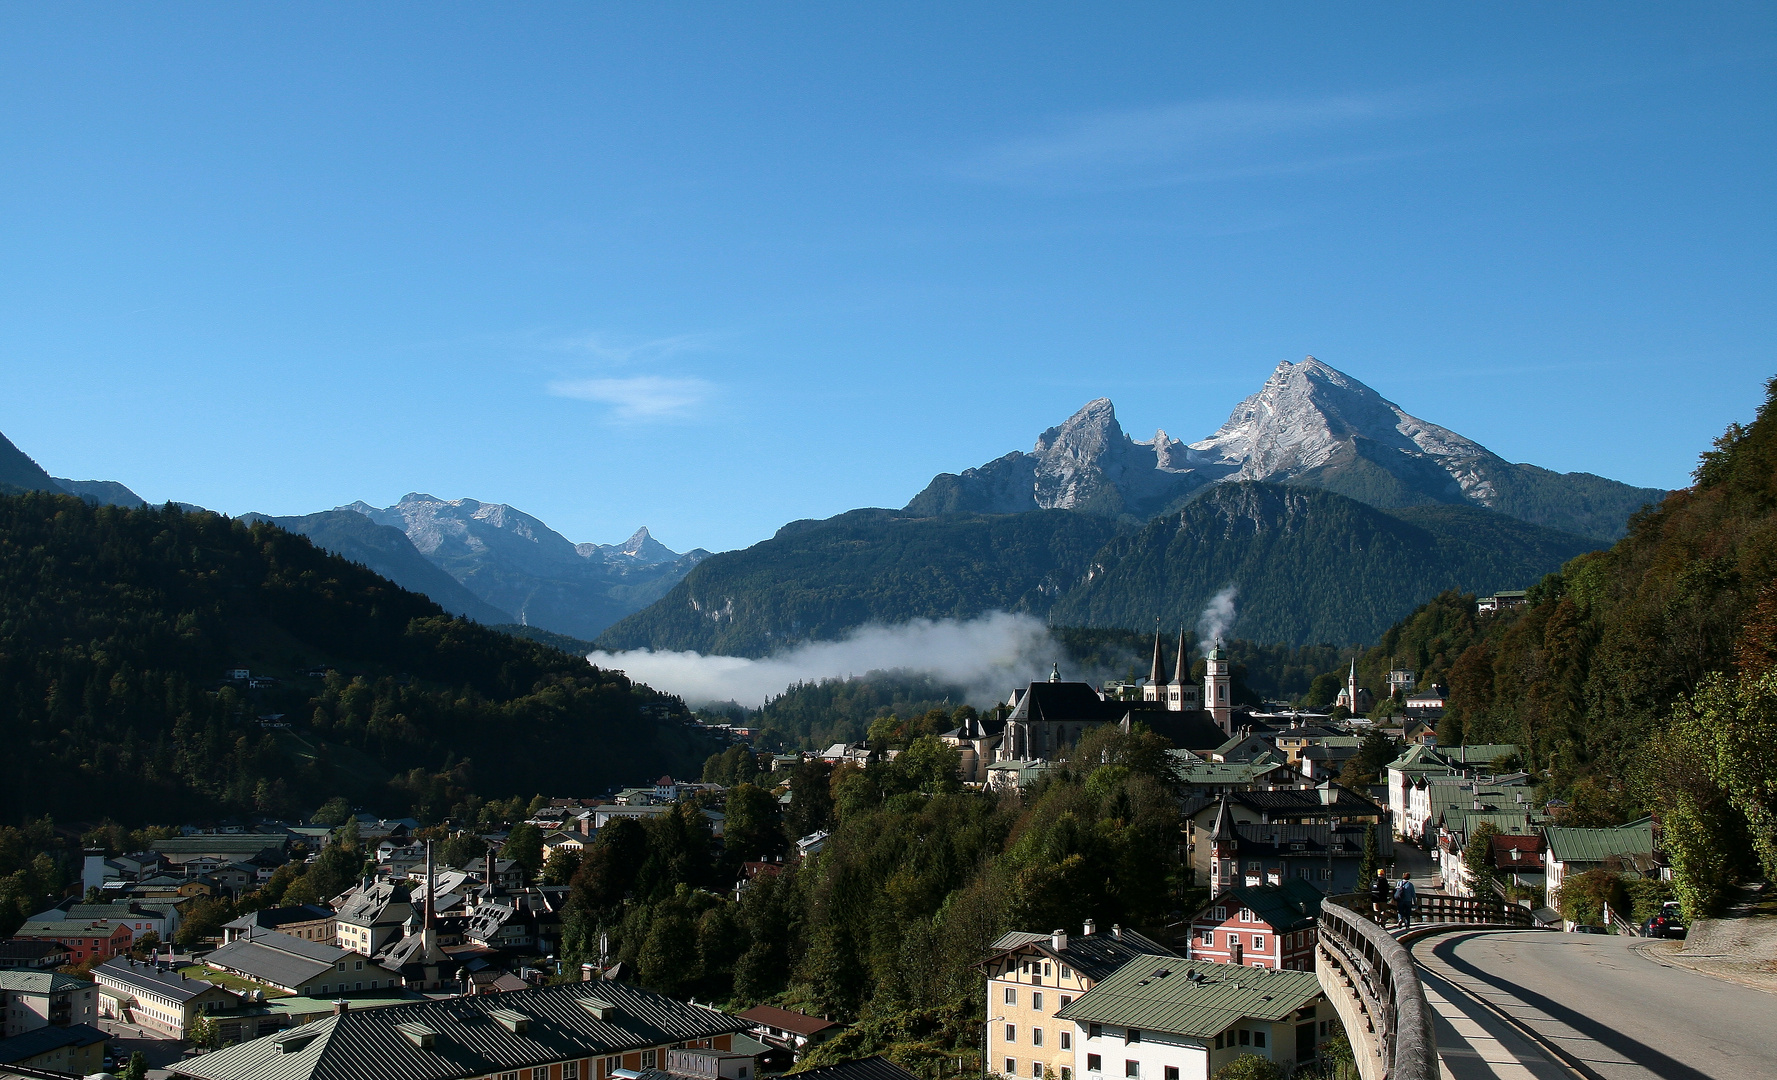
[1413,929,1777,1080]
[97,1017,187,1079]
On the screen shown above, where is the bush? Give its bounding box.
[1213,1056,1283,1080]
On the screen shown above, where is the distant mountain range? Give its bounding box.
[1,356,1670,653]
[324,494,710,639]
[1,429,708,640]
[908,357,1662,542]
[602,358,1663,653]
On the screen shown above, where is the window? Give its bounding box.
[1060,1032,1071,1050]
[642,1051,656,1069]
[1239,908,1255,923]
[336,961,346,971]
[1125,1030,1140,1045]
[355,982,363,991]
[1211,906,1226,920]
[1032,1028,1043,1047]
[605,1057,621,1076]
[1199,928,1213,946]
[1032,1064,1043,1078]
[1086,1056,1101,1073]
[1253,935,1265,951]
[1032,992,1043,1012]
[1164,1070,1178,1080]
[1060,966,1072,980]
[1006,987,1018,1006]
[1006,1060,1017,1076]
[1006,1025,1017,1043]
[1043,963,1051,976]
[1089,1024,1102,1040]
[1061,1070,1071,1080]
[1214,1033,1223,1050]
[354,960,363,970]
[566,1064,579,1079]
[1060,996,1072,1009]
[318,985,328,994]
[1124,1062,1138,1078]
[501,1073,519,1080]
[1253,1031,1266,1049]
[1239,1031,1251,1046]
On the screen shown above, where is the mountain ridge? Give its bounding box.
[907,357,1664,541]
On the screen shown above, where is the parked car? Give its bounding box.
[1648,901,1687,939]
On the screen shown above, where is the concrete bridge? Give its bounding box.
[1317,892,1777,1080]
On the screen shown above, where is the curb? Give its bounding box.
[1404,927,1597,1080]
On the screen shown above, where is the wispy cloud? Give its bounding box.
[548,375,715,421]
[961,90,1442,190]
[553,331,718,364]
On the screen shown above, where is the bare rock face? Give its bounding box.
[907,398,1224,519]
[903,356,1663,539]
[1191,356,1501,502]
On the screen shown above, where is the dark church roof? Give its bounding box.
[1006,682,1126,724]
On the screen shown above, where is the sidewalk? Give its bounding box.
[1638,881,1777,994]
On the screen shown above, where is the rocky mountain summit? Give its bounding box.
[908,356,1664,540]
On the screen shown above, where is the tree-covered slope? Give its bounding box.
[1048,483,1602,646]
[595,509,1127,657]
[0,492,715,826]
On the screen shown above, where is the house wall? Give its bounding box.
[1,983,98,1037]
[1182,905,1316,971]
[1076,1021,1210,1080]
[987,950,1090,1080]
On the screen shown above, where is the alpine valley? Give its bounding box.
[599,358,1664,654]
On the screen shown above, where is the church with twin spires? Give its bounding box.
[1141,627,1233,733]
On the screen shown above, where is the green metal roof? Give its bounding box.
[1442,744,1520,765]
[1387,743,1455,774]
[1544,818,1654,866]
[1196,880,1323,934]
[1055,954,1321,1038]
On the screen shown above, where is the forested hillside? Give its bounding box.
[1050,483,1599,646]
[1347,378,1777,915]
[0,492,716,826]
[602,486,1599,656]
[557,725,1187,1078]
[597,509,1126,656]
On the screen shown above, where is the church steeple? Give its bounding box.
[1149,629,1165,685]
[1172,627,1189,684]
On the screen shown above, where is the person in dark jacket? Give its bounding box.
[1394,872,1417,929]
[1370,867,1391,922]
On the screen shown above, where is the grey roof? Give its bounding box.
[986,928,1177,982]
[170,975,750,1080]
[204,935,367,990]
[0,970,92,994]
[0,1021,109,1064]
[95,958,236,1005]
[336,881,412,927]
[223,906,337,932]
[152,837,288,856]
[1055,954,1322,1037]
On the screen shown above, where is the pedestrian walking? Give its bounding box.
[1370,867,1390,923]
[1394,871,1417,930]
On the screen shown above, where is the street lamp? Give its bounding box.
[984,1015,1005,1080]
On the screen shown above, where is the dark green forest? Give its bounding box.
[598,509,1126,656]
[0,492,717,827]
[1051,483,1600,646]
[600,485,1600,657]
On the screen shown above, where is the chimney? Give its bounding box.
[1111,924,1122,940]
[1051,929,1068,952]
[1082,918,1096,937]
[582,962,596,982]
[334,999,350,1016]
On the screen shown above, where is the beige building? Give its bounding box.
[981,922,1177,1080]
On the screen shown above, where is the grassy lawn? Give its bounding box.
[178,965,292,998]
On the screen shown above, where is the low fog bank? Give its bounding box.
[586,612,1067,708]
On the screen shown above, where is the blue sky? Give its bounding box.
[1,4,1772,553]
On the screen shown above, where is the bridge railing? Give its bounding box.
[1316,891,1537,1080]
[1317,894,1437,1080]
